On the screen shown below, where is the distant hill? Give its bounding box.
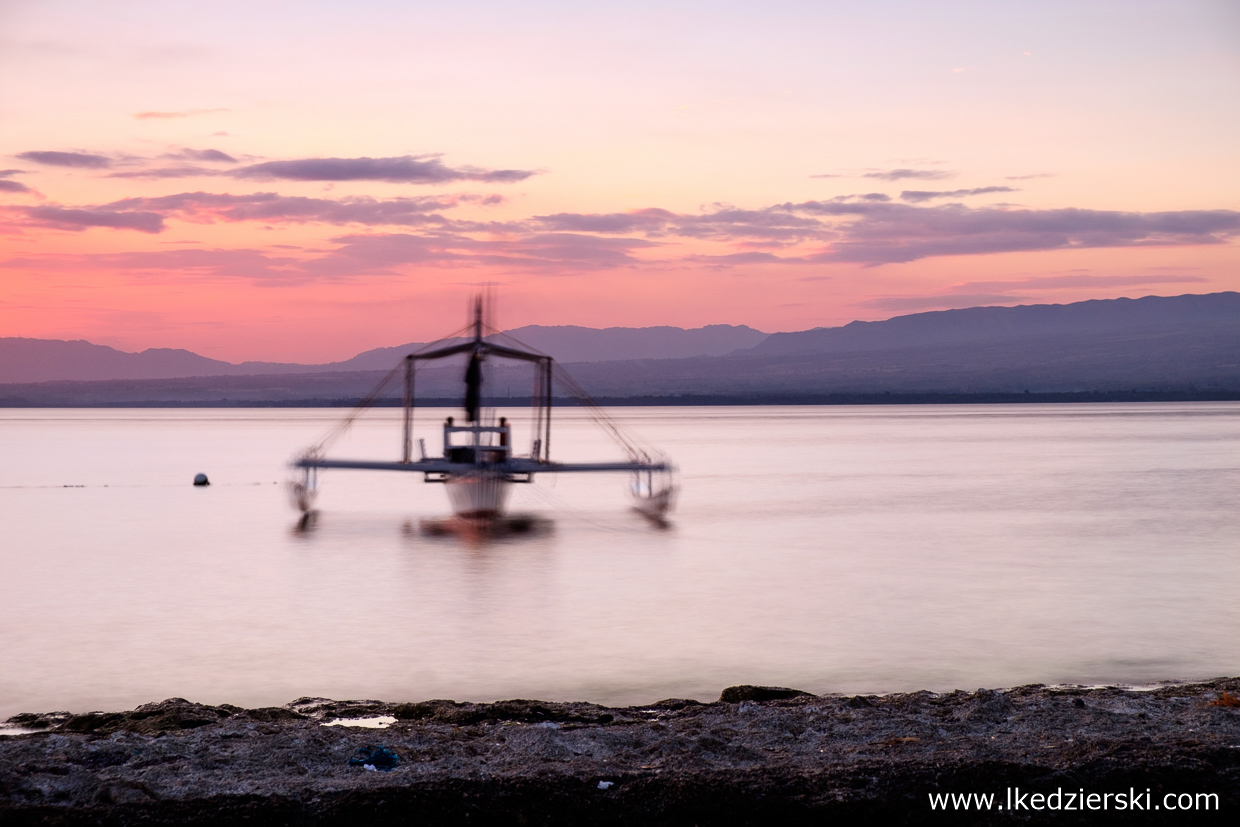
[335,324,768,371]
[3,293,1239,402]
[0,324,768,384]
[0,338,237,384]
[749,292,1240,356]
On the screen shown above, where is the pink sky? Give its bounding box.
[1,0,1238,362]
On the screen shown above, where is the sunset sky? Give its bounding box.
[1,0,1237,362]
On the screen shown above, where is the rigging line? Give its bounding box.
[410,321,476,356]
[302,361,406,458]
[487,327,661,464]
[299,320,480,461]
[551,368,662,463]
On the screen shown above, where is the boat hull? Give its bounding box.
[445,472,511,519]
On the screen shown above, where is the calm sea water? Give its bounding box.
[1,404,1238,719]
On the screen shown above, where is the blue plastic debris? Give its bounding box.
[348,746,399,772]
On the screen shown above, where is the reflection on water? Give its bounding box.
[1,403,1239,719]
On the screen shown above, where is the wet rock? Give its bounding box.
[3,679,1240,824]
[955,688,1013,723]
[719,685,811,703]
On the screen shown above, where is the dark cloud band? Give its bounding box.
[862,168,953,182]
[232,155,536,184]
[16,151,112,169]
[900,186,1017,203]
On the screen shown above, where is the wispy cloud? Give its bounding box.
[233,155,537,184]
[15,151,111,169]
[783,202,1240,264]
[858,293,1031,311]
[0,180,31,193]
[133,109,229,120]
[534,205,825,244]
[108,165,225,180]
[8,169,1240,270]
[899,186,1017,203]
[1,248,302,280]
[862,168,954,182]
[945,273,1209,292]
[307,232,660,276]
[855,273,1211,312]
[0,229,660,281]
[105,149,238,180]
[165,148,236,163]
[100,191,507,229]
[14,205,164,233]
[1005,173,1055,180]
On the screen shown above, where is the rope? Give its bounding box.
[296,320,478,460]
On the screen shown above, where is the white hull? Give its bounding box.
[445,472,511,519]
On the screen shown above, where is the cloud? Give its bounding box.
[533,208,676,235]
[899,186,1017,203]
[809,173,843,179]
[824,193,891,203]
[133,109,229,120]
[0,170,24,177]
[530,201,1240,266]
[1005,173,1055,180]
[16,205,164,233]
[0,180,31,193]
[308,232,660,276]
[1,248,301,280]
[783,202,1240,264]
[108,165,226,180]
[535,205,825,243]
[945,273,1209,292]
[862,168,954,182]
[167,148,236,163]
[858,293,1031,311]
[684,251,816,269]
[100,191,505,229]
[15,151,111,169]
[233,155,537,184]
[854,273,1210,313]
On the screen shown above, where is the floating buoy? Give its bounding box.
[193,473,210,486]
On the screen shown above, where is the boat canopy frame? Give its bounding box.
[293,298,671,483]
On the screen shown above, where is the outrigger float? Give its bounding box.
[290,299,676,531]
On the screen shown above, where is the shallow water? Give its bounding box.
[1,403,1238,718]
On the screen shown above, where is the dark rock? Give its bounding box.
[720,685,811,703]
[5,679,1240,825]
[956,688,1013,722]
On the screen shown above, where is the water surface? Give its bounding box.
[1,403,1237,718]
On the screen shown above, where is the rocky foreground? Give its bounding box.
[3,680,1240,825]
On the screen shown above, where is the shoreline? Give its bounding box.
[4,679,1238,824]
[3,390,1240,408]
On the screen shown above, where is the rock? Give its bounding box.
[4,679,1240,824]
[955,688,1013,723]
[719,685,811,703]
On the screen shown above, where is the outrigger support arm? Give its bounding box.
[293,457,669,475]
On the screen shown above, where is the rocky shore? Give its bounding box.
[3,679,1239,825]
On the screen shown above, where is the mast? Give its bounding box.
[401,354,414,462]
[463,296,484,423]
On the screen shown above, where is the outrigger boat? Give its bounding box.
[290,298,676,527]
